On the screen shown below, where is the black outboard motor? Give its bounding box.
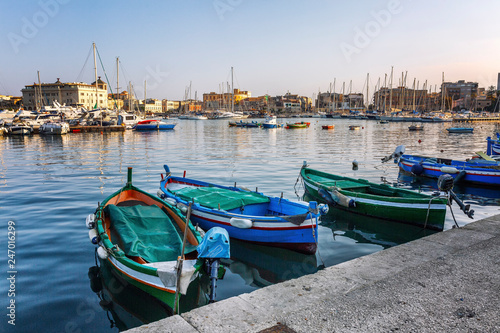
[197,227,230,303]
[437,174,474,219]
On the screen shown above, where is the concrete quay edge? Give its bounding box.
[126,215,500,333]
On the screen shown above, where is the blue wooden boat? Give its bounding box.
[133,119,176,130]
[447,127,473,133]
[158,165,327,254]
[398,154,500,186]
[486,134,500,156]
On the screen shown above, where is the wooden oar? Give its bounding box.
[174,201,193,314]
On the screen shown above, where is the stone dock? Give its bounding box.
[127,215,500,333]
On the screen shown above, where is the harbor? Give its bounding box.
[126,213,500,333]
[2,118,500,332]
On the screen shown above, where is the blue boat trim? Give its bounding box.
[398,154,500,186]
[158,165,323,254]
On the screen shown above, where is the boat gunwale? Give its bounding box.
[160,175,319,223]
[96,184,199,276]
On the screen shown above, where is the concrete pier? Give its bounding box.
[127,215,500,333]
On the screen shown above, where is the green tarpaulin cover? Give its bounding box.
[105,204,196,263]
[171,186,270,211]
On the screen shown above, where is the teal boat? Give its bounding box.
[300,166,447,231]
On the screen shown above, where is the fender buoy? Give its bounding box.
[411,164,424,175]
[229,218,252,229]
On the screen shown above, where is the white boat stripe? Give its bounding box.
[108,256,175,292]
[191,208,317,228]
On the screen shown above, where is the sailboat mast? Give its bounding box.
[441,72,445,111]
[231,67,234,113]
[412,78,416,112]
[144,80,147,117]
[333,78,336,112]
[129,81,132,113]
[93,42,98,109]
[389,66,393,114]
[37,70,42,110]
[116,57,119,111]
[383,74,387,112]
[366,73,369,110]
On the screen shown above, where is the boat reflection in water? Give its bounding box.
[88,259,211,331]
[220,239,319,288]
[302,192,438,249]
[322,208,438,249]
[397,172,500,206]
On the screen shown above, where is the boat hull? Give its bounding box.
[487,136,500,156]
[159,174,320,254]
[301,168,447,231]
[398,155,500,186]
[9,126,32,135]
[134,124,175,130]
[447,128,473,133]
[94,178,204,311]
[39,123,69,135]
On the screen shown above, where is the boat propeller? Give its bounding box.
[437,174,474,219]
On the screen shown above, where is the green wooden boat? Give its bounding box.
[300,166,447,231]
[88,167,230,313]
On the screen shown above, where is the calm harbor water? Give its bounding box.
[1,118,500,332]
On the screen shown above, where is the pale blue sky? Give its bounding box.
[1,0,499,100]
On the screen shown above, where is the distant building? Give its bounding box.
[374,87,428,112]
[497,73,500,91]
[203,89,251,110]
[0,95,22,109]
[441,80,478,110]
[240,96,267,112]
[476,95,492,110]
[162,99,178,112]
[141,99,162,113]
[21,78,108,110]
[316,92,342,112]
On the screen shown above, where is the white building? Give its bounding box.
[21,78,108,110]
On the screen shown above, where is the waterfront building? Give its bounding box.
[179,99,202,113]
[476,95,491,110]
[497,73,500,91]
[162,99,178,113]
[316,92,343,112]
[203,89,251,110]
[0,95,22,109]
[142,99,162,113]
[21,78,108,110]
[267,93,311,114]
[441,80,478,110]
[239,96,267,112]
[374,87,428,112]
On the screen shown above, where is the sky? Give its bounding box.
[1,0,499,101]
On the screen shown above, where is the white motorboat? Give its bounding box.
[9,123,33,135]
[39,121,70,135]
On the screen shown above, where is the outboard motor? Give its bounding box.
[381,145,405,163]
[437,174,474,219]
[197,227,230,303]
